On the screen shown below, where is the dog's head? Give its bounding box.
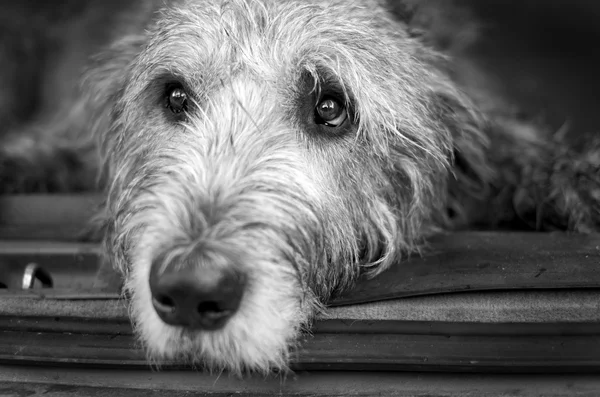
[86,0,481,374]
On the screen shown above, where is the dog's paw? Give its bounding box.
[549,136,600,232]
[511,131,600,233]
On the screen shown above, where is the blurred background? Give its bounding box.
[462,0,600,139]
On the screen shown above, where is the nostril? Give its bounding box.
[153,294,176,314]
[197,301,220,314]
[197,301,232,316]
[198,301,233,324]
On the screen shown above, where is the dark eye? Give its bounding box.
[314,96,347,127]
[166,85,188,114]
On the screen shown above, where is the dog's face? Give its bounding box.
[89,0,468,373]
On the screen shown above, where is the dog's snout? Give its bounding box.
[149,248,246,331]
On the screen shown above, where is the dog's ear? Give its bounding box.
[82,0,161,121]
[81,34,148,260]
[426,73,495,229]
[83,34,149,181]
[84,35,147,137]
[404,1,498,228]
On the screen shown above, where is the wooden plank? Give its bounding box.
[2,290,600,325]
[332,231,600,305]
[2,366,600,397]
[0,252,102,291]
[4,315,600,337]
[0,195,99,226]
[0,195,100,241]
[1,328,600,373]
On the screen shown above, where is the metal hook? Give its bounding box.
[22,263,53,289]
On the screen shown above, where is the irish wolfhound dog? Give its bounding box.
[2,0,599,374]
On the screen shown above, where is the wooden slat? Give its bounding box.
[4,315,600,337]
[3,290,600,325]
[0,195,100,241]
[332,231,600,305]
[3,366,600,397]
[1,327,600,373]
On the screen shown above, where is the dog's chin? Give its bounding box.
[124,240,316,375]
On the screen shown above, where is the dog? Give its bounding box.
[1,0,599,375]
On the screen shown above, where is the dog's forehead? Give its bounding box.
[138,0,399,82]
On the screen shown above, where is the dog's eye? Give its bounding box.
[166,86,188,114]
[315,96,347,127]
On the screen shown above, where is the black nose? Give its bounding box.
[149,247,246,331]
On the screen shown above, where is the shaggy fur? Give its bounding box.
[1,0,599,375]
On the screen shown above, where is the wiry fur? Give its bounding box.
[1,0,599,375]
